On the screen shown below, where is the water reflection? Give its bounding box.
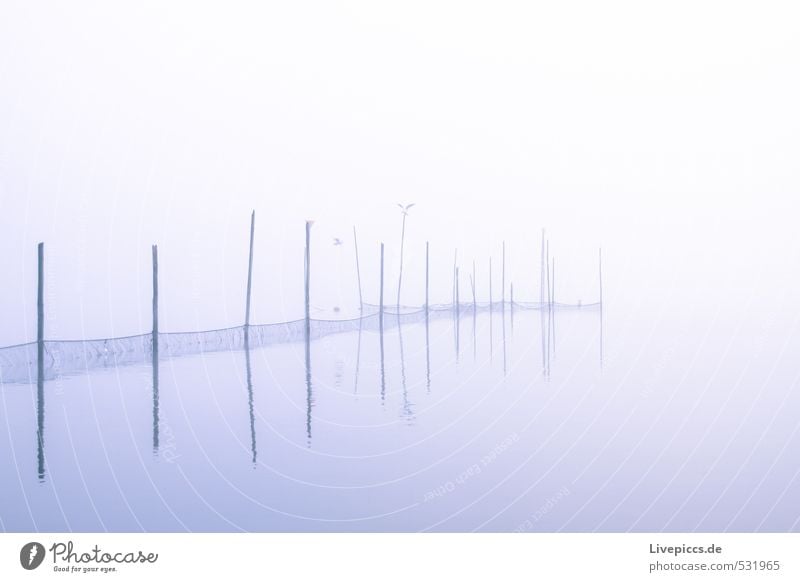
[305,322,313,447]
[472,303,477,362]
[152,333,159,454]
[425,308,431,393]
[244,329,257,465]
[502,301,508,376]
[354,319,363,394]
[36,338,45,482]
[397,314,414,423]
[379,316,386,405]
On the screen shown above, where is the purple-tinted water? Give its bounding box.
[2,304,800,532]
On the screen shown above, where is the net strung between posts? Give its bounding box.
[0,301,594,384]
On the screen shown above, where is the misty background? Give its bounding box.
[1,0,798,347]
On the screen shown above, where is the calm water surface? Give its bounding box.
[2,304,800,532]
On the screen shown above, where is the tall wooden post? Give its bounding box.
[245,211,255,327]
[354,226,363,310]
[152,245,159,336]
[501,241,506,310]
[304,221,312,331]
[37,242,44,347]
[379,243,385,323]
[425,241,429,312]
[540,229,545,306]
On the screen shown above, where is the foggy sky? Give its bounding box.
[1,1,799,345]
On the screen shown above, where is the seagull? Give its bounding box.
[333,237,343,246]
[397,203,415,216]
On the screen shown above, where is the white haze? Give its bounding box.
[1,0,799,345]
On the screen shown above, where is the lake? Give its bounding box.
[2,302,800,532]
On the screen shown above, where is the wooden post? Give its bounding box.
[152,245,159,336]
[425,241,429,312]
[471,259,477,312]
[36,242,45,481]
[379,243,384,323]
[353,226,363,310]
[540,229,545,306]
[245,211,255,327]
[546,240,551,310]
[37,242,44,346]
[304,221,311,330]
[501,241,506,310]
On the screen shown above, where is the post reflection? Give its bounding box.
[398,314,414,423]
[36,338,45,482]
[425,308,431,394]
[305,321,313,447]
[244,329,257,465]
[152,332,159,455]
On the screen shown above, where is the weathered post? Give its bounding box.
[245,211,255,327]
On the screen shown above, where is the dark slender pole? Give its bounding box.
[425,241,429,312]
[546,240,551,310]
[304,221,311,328]
[36,242,45,481]
[353,226,363,310]
[379,243,384,324]
[37,242,44,346]
[397,212,407,309]
[501,241,506,310]
[540,229,545,307]
[152,245,159,336]
[471,259,476,312]
[245,211,255,327]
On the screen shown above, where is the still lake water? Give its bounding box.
[2,303,800,532]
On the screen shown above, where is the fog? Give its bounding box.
[1,0,799,346]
